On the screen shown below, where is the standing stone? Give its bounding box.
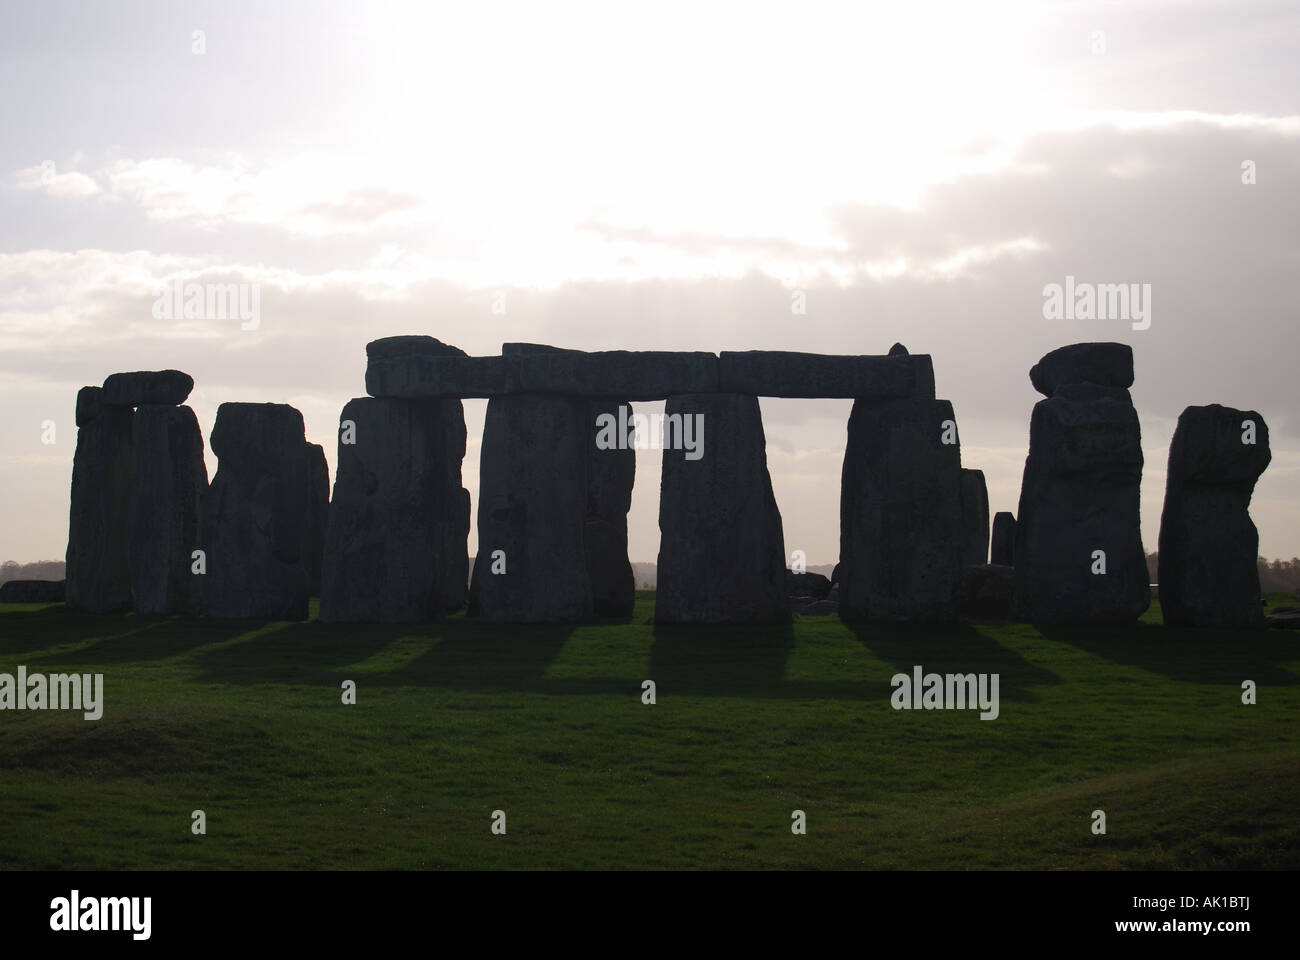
[656,393,789,623]
[587,400,636,617]
[200,403,310,620]
[1158,405,1271,627]
[320,397,462,622]
[839,398,963,621]
[66,388,134,612]
[1029,343,1134,397]
[303,443,329,597]
[990,512,1016,566]
[960,468,990,566]
[474,394,592,622]
[128,405,208,615]
[1014,381,1149,624]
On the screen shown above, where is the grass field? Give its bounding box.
[1,592,1297,870]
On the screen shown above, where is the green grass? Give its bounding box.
[0,592,1297,870]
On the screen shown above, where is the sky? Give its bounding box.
[1,0,1298,567]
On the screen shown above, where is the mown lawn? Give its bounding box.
[0,592,1296,869]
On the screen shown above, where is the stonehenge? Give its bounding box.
[57,340,1273,631]
[1014,345,1150,624]
[655,393,789,624]
[839,397,964,621]
[200,403,311,620]
[1158,405,1271,627]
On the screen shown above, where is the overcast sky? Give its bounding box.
[2,0,1297,567]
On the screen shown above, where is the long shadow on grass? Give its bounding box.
[0,605,232,661]
[1040,622,1300,686]
[647,619,797,696]
[845,620,1059,703]
[187,616,577,692]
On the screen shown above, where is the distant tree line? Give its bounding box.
[1146,553,1300,594]
[0,560,66,584]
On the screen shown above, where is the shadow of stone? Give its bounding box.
[1038,622,1300,686]
[648,619,796,696]
[844,619,1059,703]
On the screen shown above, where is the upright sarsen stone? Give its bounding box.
[200,403,310,620]
[839,398,963,621]
[65,390,134,612]
[990,511,1016,566]
[1014,382,1150,624]
[474,394,592,622]
[1158,405,1271,627]
[320,397,463,622]
[960,468,990,566]
[128,404,208,615]
[655,393,789,623]
[586,401,636,618]
[303,443,329,598]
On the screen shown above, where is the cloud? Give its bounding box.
[13,163,100,198]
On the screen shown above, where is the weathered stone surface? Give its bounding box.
[200,403,310,620]
[960,468,990,566]
[718,351,921,398]
[1029,343,1133,397]
[444,485,471,613]
[786,570,832,601]
[367,354,512,399]
[128,405,208,615]
[65,404,134,612]
[1267,611,1300,629]
[585,399,635,618]
[303,443,329,597]
[102,370,194,406]
[474,394,592,622]
[960,564,1015,620]
[1014,382,1150,624]
[513,348,719,400]
[1158,405,1271,628]
[366,335,468,362]
[990,512,1016,566]
[320,397,464,622]
[839,398,963,621]
[656,394,789,623]
[0,580,66,603]
[76,386,102,426]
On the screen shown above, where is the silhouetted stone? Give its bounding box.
[1029,343,1133,397]
[718,350,922,398]
[320,397,464,622]
[839,398,963,621]
[102,370,194,406]
[367,354,512,399]
[474,394,592,622]
[990,512,1016,566]
[128,405,207,615]
[66,404,134,612]
[366,335,468,362]
[960,564,1015,620]
[200,402,310,620]
[786,570,832,601]
[1014,382,1149,624]
[585,400,635,618]
[960,468,989,566]
[0,580,66,603]
[303,443,329,597]
[76,386,102,426]
[656,393,789,623]
[1158,404,1271,628]
[512,348,719,400]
